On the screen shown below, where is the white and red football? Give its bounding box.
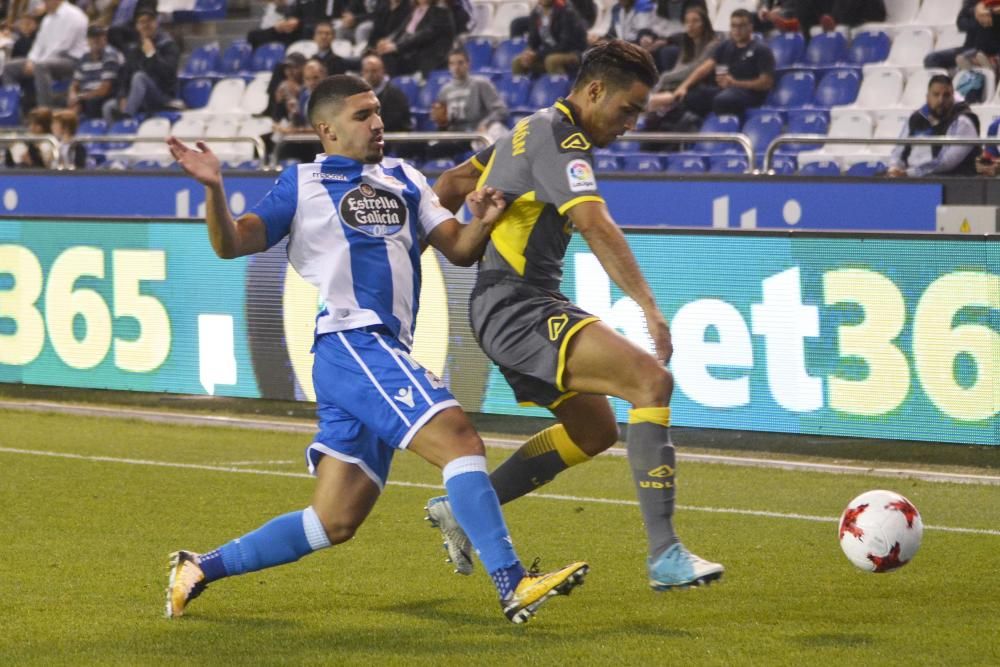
[839,490,923,572]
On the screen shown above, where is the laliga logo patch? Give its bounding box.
[339,184,407,237]
[566,159,595,193]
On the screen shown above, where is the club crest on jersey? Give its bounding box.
[339,184,407,237]
[566,159,595,192]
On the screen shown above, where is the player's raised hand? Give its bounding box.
[167,137,222,187]
[465,186,506,226]
[644,307,673,364]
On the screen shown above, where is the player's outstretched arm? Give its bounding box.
[432,156,485,214]
[427,186,506,267]
[568,200,672,363]
[167,136,267,259]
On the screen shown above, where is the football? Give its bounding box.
[838,490,923,572]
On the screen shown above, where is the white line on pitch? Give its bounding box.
[2,400,998,486]
[0,446,997,537]
[218,460,299,466]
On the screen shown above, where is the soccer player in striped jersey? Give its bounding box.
[164,74,588,624]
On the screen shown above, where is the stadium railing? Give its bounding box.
[269,131,494,168]
[762,135,1000,174]
[620,132,756,172]
[66,134,268,170]
[0,132,61,165]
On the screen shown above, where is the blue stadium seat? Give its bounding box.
[743,111,784,164]
[593,154,622,172]
[182,78,214,109]
[845,160,887,176]
[393,75,422,109]
[813,69,860,107]
[526,74,571,110]
[694,113,742,154]
[76,117,107,161]
[764,70,815,109]
[622,154,664,172]
[769,32,805,70]
[106,118,139,151]
[216,40,252,77]
[425,157,456,170]
[666,153,707,173]
[799,159,841,176]
[417,74,449,111]
[251,42,286,72]
[497,73,531,109]
[179,44,221,82]
[848,31,890,66]
[490,37,527,72]
[709,155,750,173]
[610,139,640,154]
[464,37,494,72]
[800,31,847,70]
[426,68,452,91]
[770,154,797,174]
[783,109,829,151]
[174,0,228,22]
[0,85,21,126]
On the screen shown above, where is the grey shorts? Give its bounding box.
[470,276,599,408]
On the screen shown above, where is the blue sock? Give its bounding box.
[197,506,331,583]
[443,455,523,596]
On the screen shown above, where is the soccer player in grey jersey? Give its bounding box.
[426,40,724,591]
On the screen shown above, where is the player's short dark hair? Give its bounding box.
[307,74,372,125]
[572,39,658,93]
[928,74,953,90]
[730,8,753,23]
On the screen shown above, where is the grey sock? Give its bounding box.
[626,422,679,559]
[490,450,568,504]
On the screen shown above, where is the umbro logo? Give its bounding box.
[394,386,415,408]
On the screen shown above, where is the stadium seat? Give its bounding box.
[610,139,640,154]
[239,115,273,159]
[105,118,139,151]
[848,31,890,66]
[851,66,903,110]
[240,76,270,114]
[709,155,750,173]
[593,154,622,172]
[204,116,242,160]
[490,37,527,72]
[764,70,816,109]
[108,116,171,164]
[425,157,457,170]
[844,159,888,176]
[417,73,449,111]
[694,113,741,153]
[935,25,965,52]
[171,115,206,140]
[488,2,531,39]
[199,77,247,115]
[216,40,252,77]
[470,1,493,35]
[0,85,20,126]
[768,32,805,70]
[824,108,874,155]
[914,0,960,28]
[182,79,213,109]
[76,117,108,160]
[172,0,228,21]
[497,73,531,109]
[622,154,664,172]
[526,74,570,110]
[464,36,494,73]
[886,27,935,68]
[286,39,319,58]
[392,75,422,109]
[813,69,861,107]
[783,109,830,151]
[743,111,784,163]
[883,0,920,24]
[713,0,755,28]
[770,154,797,174]
[898,68,949,109]
[251,42,286,73]
[332,38,354,59]
[179,43,220,82]
[800,31,848,70]
[870,109,910,158]
[666,153,707,173]
[798,158,842,175]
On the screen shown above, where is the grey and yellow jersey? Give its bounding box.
[472,99,604,291]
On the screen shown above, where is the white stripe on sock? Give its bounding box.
[442,455,488,483]
[302,506,332,551]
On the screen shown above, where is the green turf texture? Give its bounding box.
[1,409,998,666]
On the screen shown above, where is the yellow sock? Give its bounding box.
[628,407,671,427]
[520,424,591,467]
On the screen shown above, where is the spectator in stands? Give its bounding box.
[673,8,775,120]
[511,0,595,37]
[644,5,717,115]
[816,0,885,32]
[366,0,409,50]
[106,7,179,120]
[68,24,122,119]
[275,57,327,163]
[374,0,455,77]
[512,0,588,76]
[954,2,1000,72]
[888,74,980,178]
[975,115,1000,175]
[52,107,86,168]
[105,0,157,52]
[427,46,507,160]
[2,0,88,109]
[4,106,53,167]
[651,0,706,37]
[341,0,379,45]
[360,52,410,131]
[755,0,815,35]
[248,0,347,49]
[271,51,306,122]
[925,1,996,71]
[3,13,39,60]
[593,0,653,45]
[310,20,353,74]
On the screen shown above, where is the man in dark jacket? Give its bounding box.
[925,0,1000,70]
[889,75,981,178]
[106,8,179,120]
[374,0,455,76]
[512,0,587,75]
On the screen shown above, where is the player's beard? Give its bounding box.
[363,138,384,163]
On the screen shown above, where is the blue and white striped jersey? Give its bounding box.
[249,153,453,350]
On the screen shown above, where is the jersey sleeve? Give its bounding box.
[248,166,299,249]
[530,123,603,215]
[404,163,454,237]
[470,144,495,172]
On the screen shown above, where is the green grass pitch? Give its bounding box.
[1,408,998,665]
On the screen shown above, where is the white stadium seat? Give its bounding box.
[487,1,530,38]
[714,0,755,27]
[914,0,962,29]
[886,27,936,67]
[871,109,911,157]
[825,108,875,156]
[935,24,966,51]
[286,39,319,58]
[852,66,904,110]
[883,0,920,25]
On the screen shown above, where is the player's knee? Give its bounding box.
[322,517,362,545]
[631,363,673,407]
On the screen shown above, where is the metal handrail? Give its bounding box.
[268,131,492,168]
[763,135,1000,173]
[69,134,268,170]
[620,131,756,172]
[0,133,62,169]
